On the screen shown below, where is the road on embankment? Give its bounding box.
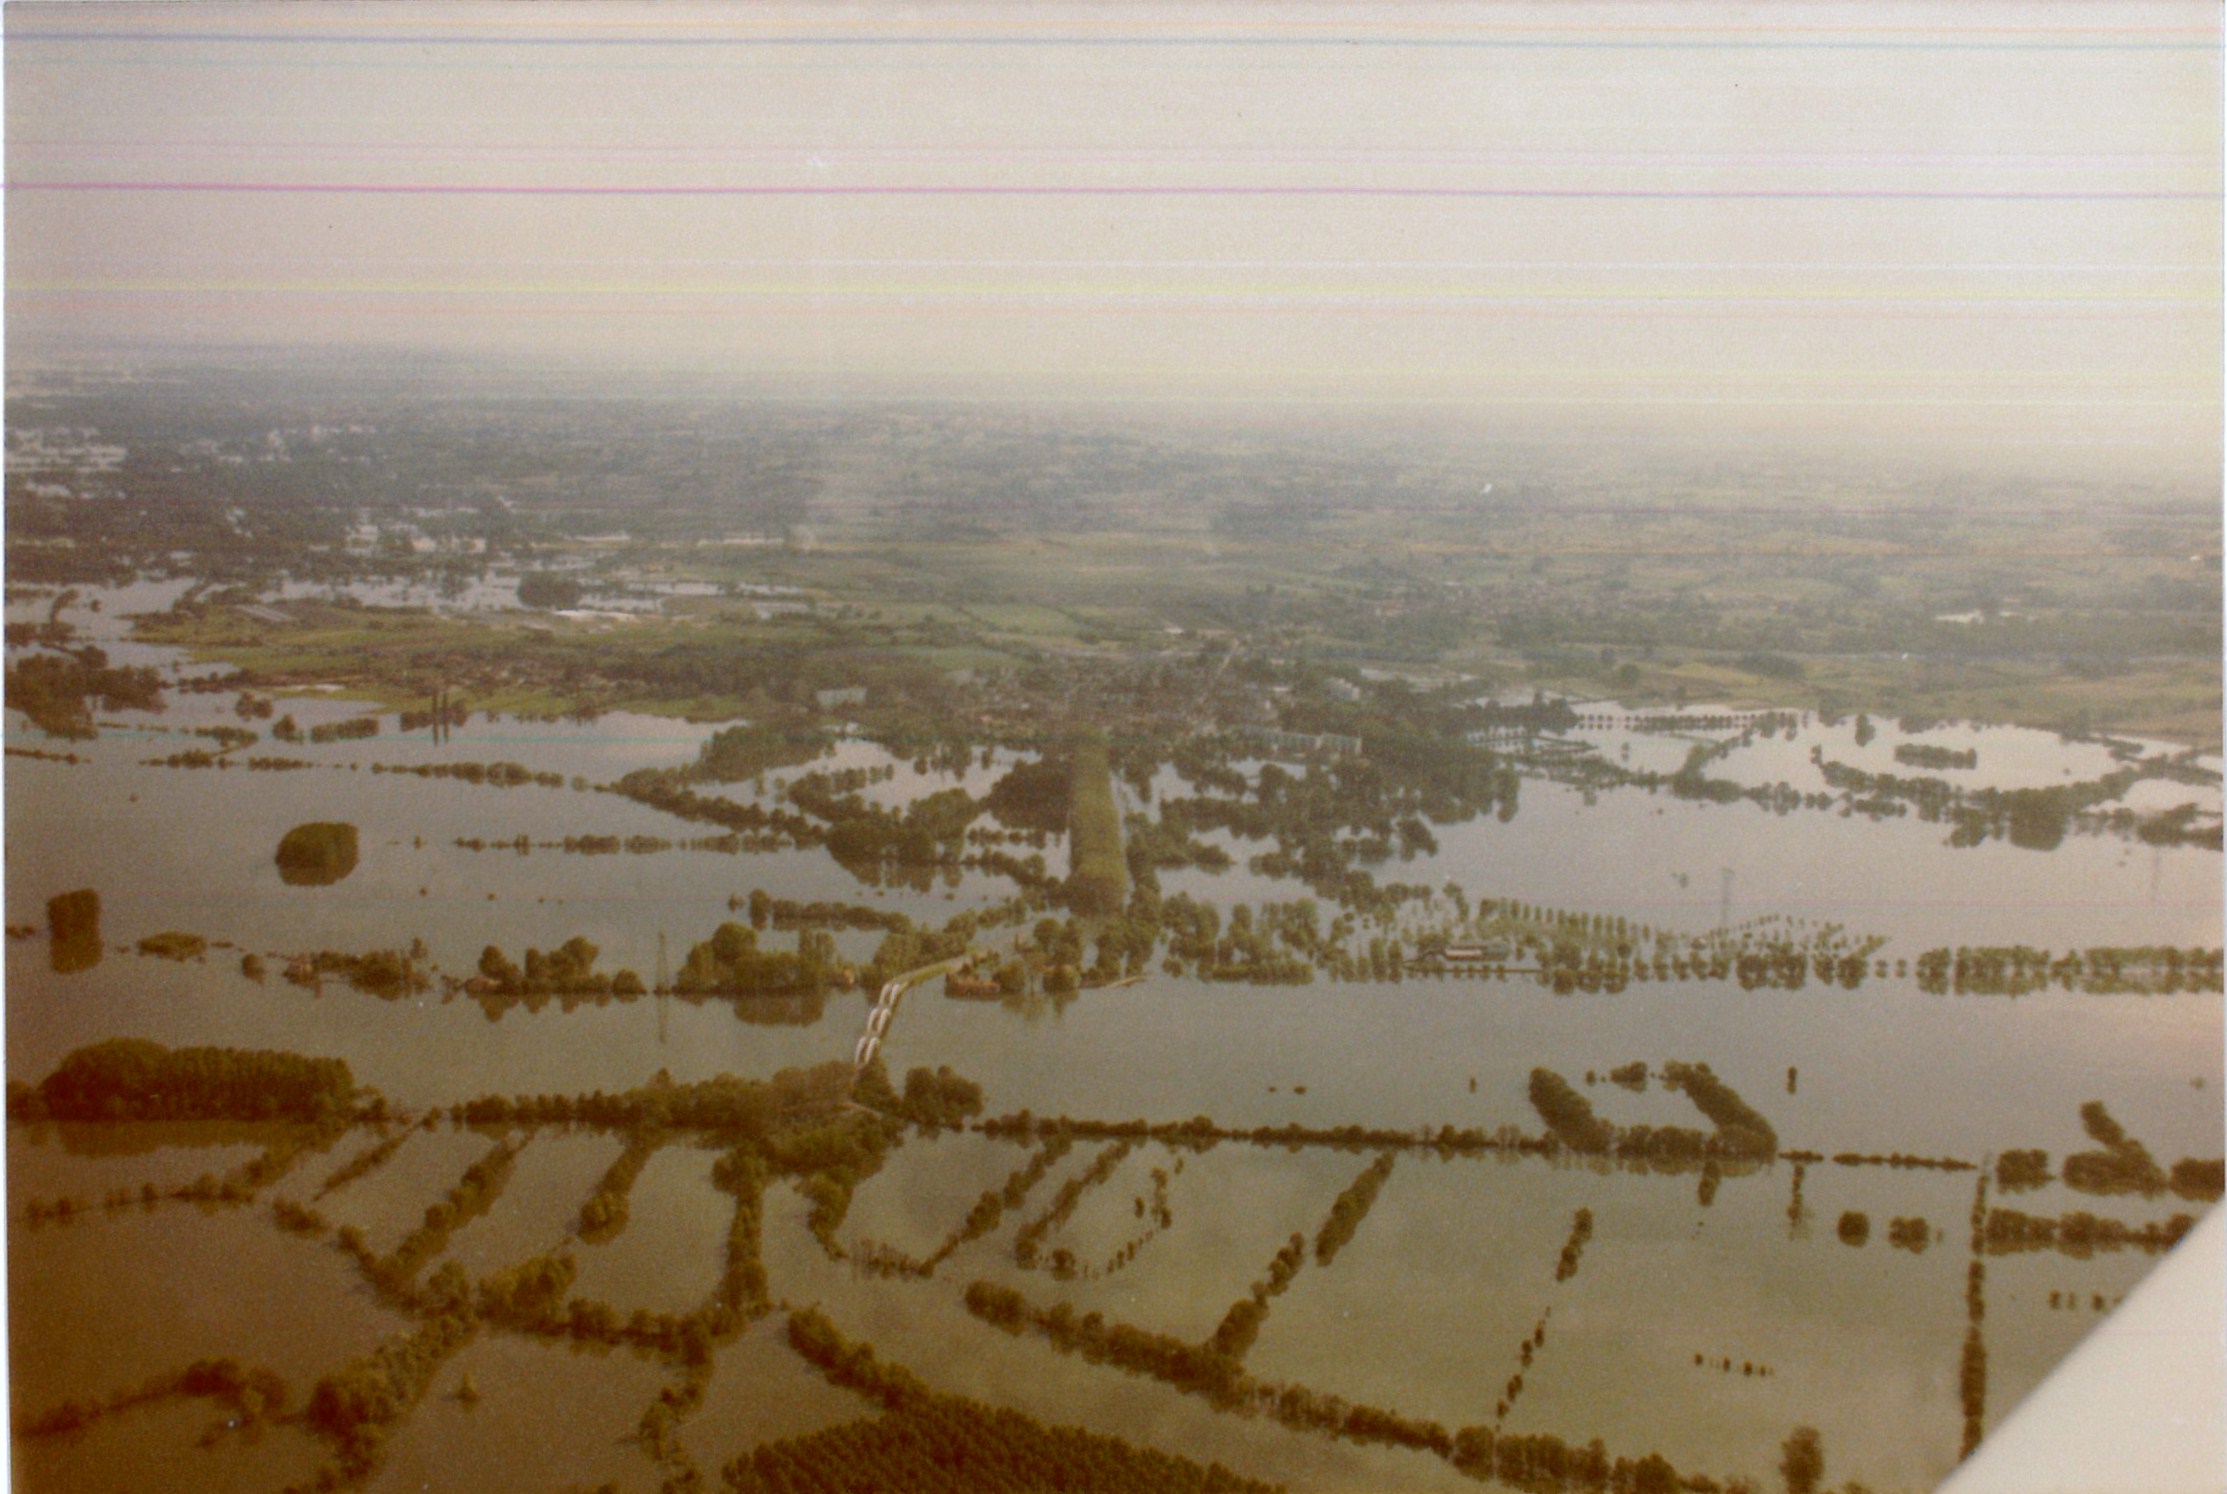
[852,952,977,1075]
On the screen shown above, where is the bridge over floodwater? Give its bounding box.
[852,953,976,1075]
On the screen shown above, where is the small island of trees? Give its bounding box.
[474,936,645,1000]
[515,570,585,610]
[1894,743,1978,771]
[275,821,360,886]
[673,921,834,997]
[10,1038,356,1123]
[137,930,208,962]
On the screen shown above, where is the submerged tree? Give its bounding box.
[47,887,102,975]
[1779,1426,1824,1494]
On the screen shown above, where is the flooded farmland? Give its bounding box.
[8,569,2219,1493]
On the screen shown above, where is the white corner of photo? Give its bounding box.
[1938,1206,2225,1494]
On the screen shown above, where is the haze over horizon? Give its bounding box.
[7,1,2221,480]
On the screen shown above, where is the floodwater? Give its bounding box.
[6,582,2220,1492]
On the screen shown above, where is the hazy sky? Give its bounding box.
[6,2,2220,470]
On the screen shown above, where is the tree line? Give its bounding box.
[446,1061,854,1138]
[981,1107,1555,1161]
[852,1132,1077,1282]
[372,758,566,788]
[1015,1141,1137,1272]
[1095,1163,1176,1279]
[735,888,912,932]
[286,945,429,998]
[456,831,742,855]
[304,1307,477,1478]
[1209,1231,1308,1362]
[1555,1208,1595,1282]
[1915,945,2222,997]
[577,1128,665,1242]
[318,1126,417,1199]
[21,1127,340,1227]
[1528,1063,1777,1165]
[1313,1153,1397,1266]
[963,1276,1730,1493]
[756,1308,1279,1494]
[476,936,646,999]
[18,1356,290,1445]
[1981,1207,2196,1259]
[371,1134,525,1291]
